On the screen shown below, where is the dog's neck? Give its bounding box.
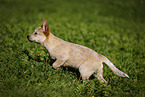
[41,33,65,51]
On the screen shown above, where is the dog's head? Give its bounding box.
[27,19,50,43]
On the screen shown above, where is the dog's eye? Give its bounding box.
[34,32,37,35]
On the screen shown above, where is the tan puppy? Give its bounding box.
[27,19,129,83]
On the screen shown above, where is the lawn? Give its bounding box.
[0,0,145,96]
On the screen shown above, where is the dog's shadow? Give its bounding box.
[22,49,44,62]
[49,59,82,80]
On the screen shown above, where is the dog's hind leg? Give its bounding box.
[79,63,95,83]
[94,64,107,83]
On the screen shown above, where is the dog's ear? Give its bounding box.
[42,19,50,36]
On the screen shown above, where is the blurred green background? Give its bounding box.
[0,0,145,96]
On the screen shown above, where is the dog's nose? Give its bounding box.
[27,35,31,41]
[27,35,29,39]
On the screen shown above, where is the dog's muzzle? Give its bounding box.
[27,35,33,42]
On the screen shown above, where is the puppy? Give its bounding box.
[27,19,129,83]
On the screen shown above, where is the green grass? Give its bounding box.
[0,0,145,96]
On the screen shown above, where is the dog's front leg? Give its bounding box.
[52,59,66,69]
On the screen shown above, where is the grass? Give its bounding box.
[0,0,145,96]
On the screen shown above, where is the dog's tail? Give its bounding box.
[101,55,129,78]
